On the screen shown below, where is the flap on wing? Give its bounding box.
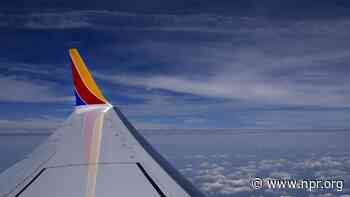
[12,164,165,197]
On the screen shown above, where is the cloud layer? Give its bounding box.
[179,152,350,196]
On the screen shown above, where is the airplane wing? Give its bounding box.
[0,49,205,197]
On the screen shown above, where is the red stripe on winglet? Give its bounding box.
[72,64,106,105]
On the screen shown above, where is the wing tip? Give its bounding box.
[69,48,109,107]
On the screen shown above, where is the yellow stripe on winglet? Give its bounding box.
[69,48,108,102]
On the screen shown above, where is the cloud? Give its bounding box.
[0,116,63,133]
[303,156,343,169]
[194,163,252,195]
[179,152,350,195]
[1,9,350,35]
[94,36,350,108]
[1,11,93,29]
[132,121,172,130]
[0,60,72,103]
[0,10,226,30]
[97,51,350,106]
[270,171,292,179]
[82,12,350,108]
[0,76,72,103]
[315,169,348,180]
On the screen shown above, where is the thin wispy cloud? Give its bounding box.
[0,116,63,133]
[1,10,350,34]
[0,76,73,103]
[97,72,350,106]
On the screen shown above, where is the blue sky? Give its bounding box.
[1,0,350,131]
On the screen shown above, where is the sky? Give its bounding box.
[1,0,350,131]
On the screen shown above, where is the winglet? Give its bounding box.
[69,48,109,106]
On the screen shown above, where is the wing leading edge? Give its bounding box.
[0,49,206,197]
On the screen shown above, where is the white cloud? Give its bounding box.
[3,10,350,36]
[315,169,348,180]
[257,159,287,170]
[179,167,193,174]
[316,193,338,197]
[269,171,292,179]
[180,153,350,196]
[0,116,63,133]
[132,121,172,130]
[97,68,350,107]
[185,159,255,195]
[218,185,251,195]
[24,13,91,29]
[198,161,210,168]
[1,11,94,29]
[89,14,350,108]
[0,76,72,103]
[303,156,344,169]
